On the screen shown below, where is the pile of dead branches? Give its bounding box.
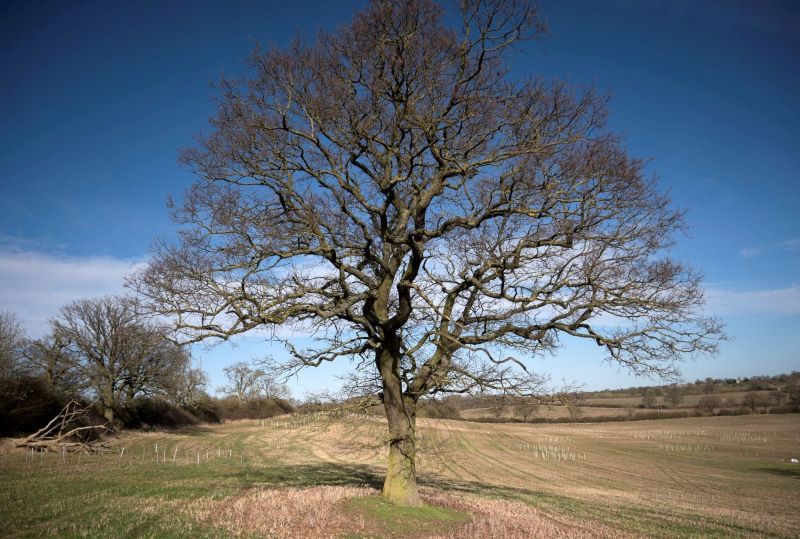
[15,400,110,453]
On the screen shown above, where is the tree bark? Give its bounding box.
[102,404,114,425]
[377,343,421,507]
[100,384,115,426]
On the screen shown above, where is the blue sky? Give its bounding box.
[1,0,798,397]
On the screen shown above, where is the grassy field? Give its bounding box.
[1,414,798,537]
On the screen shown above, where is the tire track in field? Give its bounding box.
[432,420,550,489]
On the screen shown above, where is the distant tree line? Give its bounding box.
[395,373,800,424]
[0,301,293,436]
[584,373,800,400]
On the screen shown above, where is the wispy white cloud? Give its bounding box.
[739,238,800,259]
[779,239,800,251]
[705,285,800,316]
[0,248,145,337]
[738,246,762,258]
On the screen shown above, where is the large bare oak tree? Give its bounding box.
[51,296,191,425]
[131,0,723,506]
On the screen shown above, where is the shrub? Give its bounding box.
[0,376,67,436]
[118,398,200,429]
[419,400,461,420]
[184,398,222,423]
[215,397,294,420]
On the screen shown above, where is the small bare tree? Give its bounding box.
[515,397,539,422]
[0,310,25,378]
[131,0,723,505]
[665,385,684,409]
[170,366,210,407]
[222,361,290,401]
[697,395,720,415]
[221,362,260,401]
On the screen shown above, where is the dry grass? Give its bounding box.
[421,489,628,538]
[186,484,628,538]
[191,485,377,538]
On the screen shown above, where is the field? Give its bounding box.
[1,414,798,537]
[455,389,781,423]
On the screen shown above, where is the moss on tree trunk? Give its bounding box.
[378,342,422,507]
[382,417,420,506]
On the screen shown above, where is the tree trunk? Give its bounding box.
[377,343,421,506]
[102,404,114,425]
[100,384,115,426]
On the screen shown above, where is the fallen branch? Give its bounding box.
[16,401,111,453]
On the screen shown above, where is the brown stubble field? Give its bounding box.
[283,414,800,536]
[1,414,798,537]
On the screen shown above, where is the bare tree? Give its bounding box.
[697,395,720,415]
[515,397,539,422]
[741,392,768,414]
[131,0,723,505]
[641,391,658,409]
[121,338,191,402]
[170,366,210,407]
[21,333,84,395]
[51,295,189,425]
[0,310,25,378]
[221,361,289,401]
[253,370,290,400]
[487,394,509,419]
[665,385,684,409]
[221,362,261,401]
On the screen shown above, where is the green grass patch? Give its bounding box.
[342,495,470,538]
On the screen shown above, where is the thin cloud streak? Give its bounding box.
[0,248,145,337]
[705,285,800,316]
[739,238,800,259]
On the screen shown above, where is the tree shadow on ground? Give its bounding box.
[232,462,386,490]
[419,475,566,505]
[755,466,800,479]
[158,425,217,436]
[231,461,555,504]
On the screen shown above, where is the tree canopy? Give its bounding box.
[131,0,723,505]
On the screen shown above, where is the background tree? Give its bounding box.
[768,390,786,407]
[121,338,191,402]
[169,366,210,407]
[641,391,658,409]
[254,373,290,400]
[20,333,84,395]
[0,310,25,378]
[697,395,720,415]
[741,392,768,414]
[487,394,509,419]
[515,397,539,422]
[221,361,290,401]
[221,362,261,401]
[51,295,190,425]
[132,0,723,505]
[665,385,684,409]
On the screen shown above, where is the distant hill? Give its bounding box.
[417,371,800,424]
